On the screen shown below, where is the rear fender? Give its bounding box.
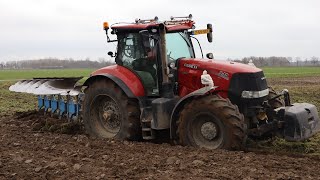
[169,86,218,139]
[83,65,145,97]
[84,74,136,98]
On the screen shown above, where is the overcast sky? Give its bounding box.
[0,0,319,62]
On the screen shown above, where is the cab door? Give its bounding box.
[116,32,159,96]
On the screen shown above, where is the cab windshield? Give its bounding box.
[165,32,194,61]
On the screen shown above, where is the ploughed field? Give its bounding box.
[1,67,320,179]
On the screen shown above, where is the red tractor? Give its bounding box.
[80,15,320,149]
[10,15,320,150]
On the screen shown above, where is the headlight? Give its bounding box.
[241,89,269,99]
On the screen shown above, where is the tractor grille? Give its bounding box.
[228,71,268,105]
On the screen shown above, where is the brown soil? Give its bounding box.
[1,111,320,179]
[268,76,320,86]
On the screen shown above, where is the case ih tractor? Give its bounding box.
[10,15,320,150]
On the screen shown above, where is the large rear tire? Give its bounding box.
[177,95,246,150]
[83,79,141,140]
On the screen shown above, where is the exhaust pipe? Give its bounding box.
[159,23,174,98]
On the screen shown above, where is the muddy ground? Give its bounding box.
[1,77,320,179]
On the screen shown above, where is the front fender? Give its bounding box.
[169,86,217,139]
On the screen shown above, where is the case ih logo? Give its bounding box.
[184,63,198,69]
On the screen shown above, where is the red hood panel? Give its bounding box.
[180,58,262,74]
[177,58,263,98]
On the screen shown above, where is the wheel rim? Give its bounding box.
[200,122,218,140]
[191,113,224,149]
[91,95,121,136]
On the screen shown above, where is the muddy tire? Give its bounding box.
[83,79,141,140]
[177,95,246,150]
[268,87,284,108]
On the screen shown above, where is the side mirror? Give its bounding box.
[207,24,213,43]
[206,53,214,59]
[107,51,114,57]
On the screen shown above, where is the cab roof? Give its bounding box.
[111,19,195,33]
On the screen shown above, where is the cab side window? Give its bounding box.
[117,33,145,67]
[116,33,159,96]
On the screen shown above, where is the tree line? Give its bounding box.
[0,58,114,69]
[0,56,319,69]
[230,56,320,67]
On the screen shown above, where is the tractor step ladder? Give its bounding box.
[141,107,155,140]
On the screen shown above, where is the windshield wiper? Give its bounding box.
[190,36,203,58]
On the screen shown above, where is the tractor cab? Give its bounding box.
[103,15,212,97]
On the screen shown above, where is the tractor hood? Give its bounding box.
[178,58,268,100]
[179,58,262,74]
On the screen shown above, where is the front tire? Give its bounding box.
[268,87,285,108]
[177,95,246,150]
[83,79,141,140]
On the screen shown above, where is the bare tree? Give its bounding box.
[310,56,319,66]
[304,58,309,66]
[287,57,293,66]
[295,57,301,66]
